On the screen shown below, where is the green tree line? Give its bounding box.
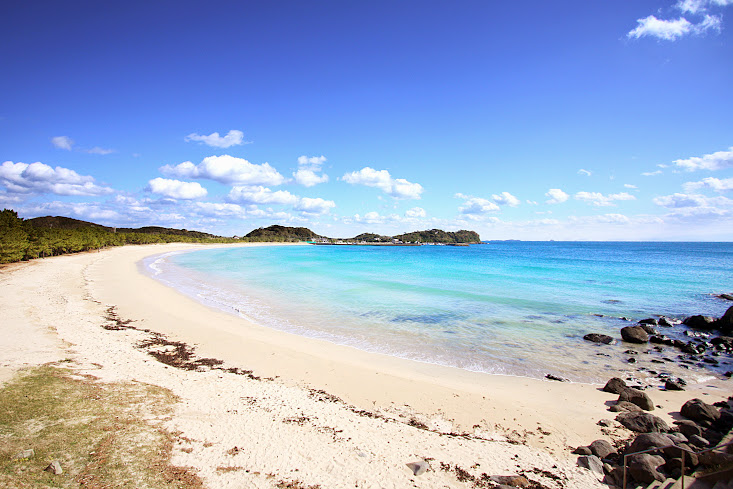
[0,209,239,264]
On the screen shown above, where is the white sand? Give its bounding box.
[1,243,729,488]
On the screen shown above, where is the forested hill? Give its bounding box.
[392,229,481,244]
[245,225,323,242]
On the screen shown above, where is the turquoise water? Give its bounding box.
[145,242,733,383]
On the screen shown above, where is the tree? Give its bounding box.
[0,209,29,263]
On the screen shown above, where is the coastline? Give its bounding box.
[2,243,730,488]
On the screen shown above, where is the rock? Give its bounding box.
[627,433,674,454]
[618,387,655,411]
[650,335,674,346]
[666,432,688,444]
[670,443,698,467]
[683,315,717,331]
[674,420,702,438]
[639,318,658,325]
[680,398,721,424]
[639,323,659,335]
[665,379,684,391]
[603,377,627,394]
[583,333,614,344]
[572,446,592,455]
[604,466,624,487]
[616,412,670,433]
[716,305,733,334]
[659,317,674,327]
[589,439,616,459]
[711,336,733,349]
[44,461,62,475]
[688,434,710,449]
[406,460,430,476]
[628,453,666,484]
[577,455,604,477]
[717,294,733,301]
[490,475,531,487]
[621,325,649,343]
[597,419,613,427]
[545,374,568,382]
[610,401,643,413]
[11,449,34,460]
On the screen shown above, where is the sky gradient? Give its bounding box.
[2,0,732,240]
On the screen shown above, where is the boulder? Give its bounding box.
[717,294,733,301]
[589,439,616,459]
[680,398,720,424]
[572,446,592,455]
[639,318,658,325]
[658,317,674,327]
[688,434,710,449]
[621,325,649,343]
[639,323,659,335]
[616,412,670,433]
[577,455,604,477]
[618,387,655,411]
[583,333,614,344]
[610,401,643,413]
[683,315,716,331]
[628,453,666,484]
[716,305,733,334]
[603,377,627,394]
[665,379,685,391]
[627,433,674,454]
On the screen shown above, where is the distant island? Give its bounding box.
[0,209,481,264]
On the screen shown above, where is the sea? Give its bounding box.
[143,242,733,384]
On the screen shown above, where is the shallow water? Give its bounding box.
[144,242,733,383]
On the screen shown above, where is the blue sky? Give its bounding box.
[1,0,732,240]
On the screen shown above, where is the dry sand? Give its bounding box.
[1,243,730,488]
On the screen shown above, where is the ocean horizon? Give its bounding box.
[144,241,733,384]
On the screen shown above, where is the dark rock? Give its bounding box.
[621,325,649,344]
[627,357,636,363]
[688,434,710,449]
[597,419,613,427]
[716,305,733,334]
[589,439,616,459]
[545,374,568,382]
[683,315,716,331]
[681,342,704,354]
[627,433,674,454]
[618,387,654,411]
[572,446,592,455]
[650,335,674,346]
[670,443,698,467]
[603,377,627,394]
[577,455,604,477]
[674,420,702,438]
[628,453,666,484]
[616,412,669,433]
[667,432,688,444]
[658,317,674,327]
[680,398,721,424]
[665,379,684,391]
[639,323,659,335]
[604,467,624,487]
[717,294,733,301]
[639,318,658,326]
[610,401,643,413]
[490,475,531,487]
[583,333,614,344]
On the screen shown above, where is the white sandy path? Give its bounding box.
[1,244,729,488]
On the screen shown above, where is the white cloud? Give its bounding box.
[342,167,423,199]
[354,211,385,224]
[684,177,733,192]
[458,196,500,216]
[160,155,285,186]
[653,192,733,208]
[227,185,299,205]
[578,169,592,176]
[674,146,733,171]
[195,202,247,218]
[492,191,520,207]
[575,191,636,207]
[51,136,74,150]
[185,129,246,148]
[405,207,426,218]
[294,197,335,215]
[297,155,326,170]
[642,170,663,176]
[146,177,207,200]
[0,161,113,196]
[677,0,733,13]
[627,13,722,40]
[545,188,569,204]
[293,155,329,187]
[624,184,638,189]
[85,146,115,155]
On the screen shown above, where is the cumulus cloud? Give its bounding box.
[653,192,733,208]
[185,129,246,148]
[545,188,569,204]
[627,14,721,40]
[294,197,336,215]
[160,155,285,186]
[492,191,520,207]
[195,202,247,218]
[51,136,74,150]
[227,185,299,205]
[457,195,500,216]
[575,191,636,207]
[684,177,733,192]
[0,161,113,196]
[342,167,423,199]
[677,0,733,14]
[578,169,592,176]
[293,155,329,187]
[405,207,426,218]
[146,177,207,200]
[354,211,385,224]
[674,146,733,171]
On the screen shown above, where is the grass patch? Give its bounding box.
[0,365,202,489]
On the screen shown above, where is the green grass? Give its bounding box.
[0,365,202,489]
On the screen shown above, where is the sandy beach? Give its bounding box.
[1,243,730,488]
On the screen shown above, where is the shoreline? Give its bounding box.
[2,242,730,488]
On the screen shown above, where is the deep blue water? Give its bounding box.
[145,242,733,383]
